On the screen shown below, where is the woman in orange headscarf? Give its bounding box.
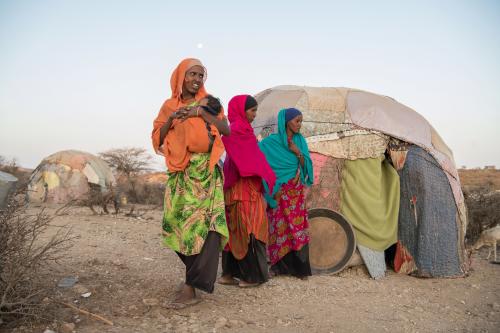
[152,58,230,309]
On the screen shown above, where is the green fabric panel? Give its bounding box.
[340,157,400,251]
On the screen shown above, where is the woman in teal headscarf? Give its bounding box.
[259,108,314,278]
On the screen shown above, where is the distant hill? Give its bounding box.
[458,169,500,192]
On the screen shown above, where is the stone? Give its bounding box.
[214,317,228,329]
[58,276,78,288]
[60,322,75,333]
[172,314,185,321]
[72,284,89,294]
[228,319,244,328]
[142,298,160,306]
[189,324,200,332]
[43,330,56,333]
[153,310,169,323]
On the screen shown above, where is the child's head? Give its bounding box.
[200,95,222,115]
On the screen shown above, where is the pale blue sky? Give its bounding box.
[1,0,499,169]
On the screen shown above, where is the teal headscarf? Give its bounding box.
[259,108,314,208]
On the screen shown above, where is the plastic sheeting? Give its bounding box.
[357,244,386,279]
[347,91,432,151]
[397,146,464,277]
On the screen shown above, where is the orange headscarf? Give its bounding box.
[151,58,225,172]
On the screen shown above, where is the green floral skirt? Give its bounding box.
[162,153,228,255]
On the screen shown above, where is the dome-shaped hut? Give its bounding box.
[28,150,115,204]
[253,86,467,278]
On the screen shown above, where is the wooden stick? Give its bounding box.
[56,300,114,326]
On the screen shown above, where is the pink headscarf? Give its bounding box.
[222,95,276,192]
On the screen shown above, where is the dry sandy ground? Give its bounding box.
[8,206,500,333]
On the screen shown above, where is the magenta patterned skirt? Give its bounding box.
[267,177,310,266]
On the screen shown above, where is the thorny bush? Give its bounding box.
[464,186,500,245]
[0,187,73,327]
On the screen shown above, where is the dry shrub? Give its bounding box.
[113,177,165,206]
[79,183,120,215]
[133,181,165,205]
[464,186,500,245]
[0,187,73,327]
[98,147,153,203]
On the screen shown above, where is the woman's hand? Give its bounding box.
[288,137,305,167]
[176,106,200,121]
[273,190,281,201]
[168,110,182,121]
[161,110,184,143]
[288,139,301,156]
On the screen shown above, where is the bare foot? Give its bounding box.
[175,284,196,302]
[238,280,260,288]
[218,275,239,285]
[163,284,201,309]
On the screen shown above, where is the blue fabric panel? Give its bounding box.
[398,146,462,277]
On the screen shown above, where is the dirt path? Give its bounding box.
[13,206,500,333]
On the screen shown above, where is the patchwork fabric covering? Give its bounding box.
[28,150,115,204]
[306,153,343,212]
[255,86,468,278]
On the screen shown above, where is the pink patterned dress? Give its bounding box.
[267,176,310,266]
